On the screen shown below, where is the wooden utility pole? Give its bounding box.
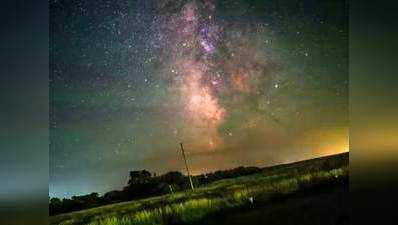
[179,142,194,191]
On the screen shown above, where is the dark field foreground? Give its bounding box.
[51,152,349,225]
[197,181,348,225]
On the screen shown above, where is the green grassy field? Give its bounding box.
[50,152,349,225]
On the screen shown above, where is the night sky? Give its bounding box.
[50,0,348,198]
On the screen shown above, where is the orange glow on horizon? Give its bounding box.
[293,126,349,158]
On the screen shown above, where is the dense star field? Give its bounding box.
[50,0,348,198]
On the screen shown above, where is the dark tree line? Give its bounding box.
[49,166,261,215]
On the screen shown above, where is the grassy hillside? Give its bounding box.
[50,152,349,225]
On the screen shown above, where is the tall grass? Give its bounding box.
[87,199,221,225]
[87,167,348,225]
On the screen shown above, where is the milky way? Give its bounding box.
[50,0,348,198]
[151,0,284,151]
[166,1,225,150]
